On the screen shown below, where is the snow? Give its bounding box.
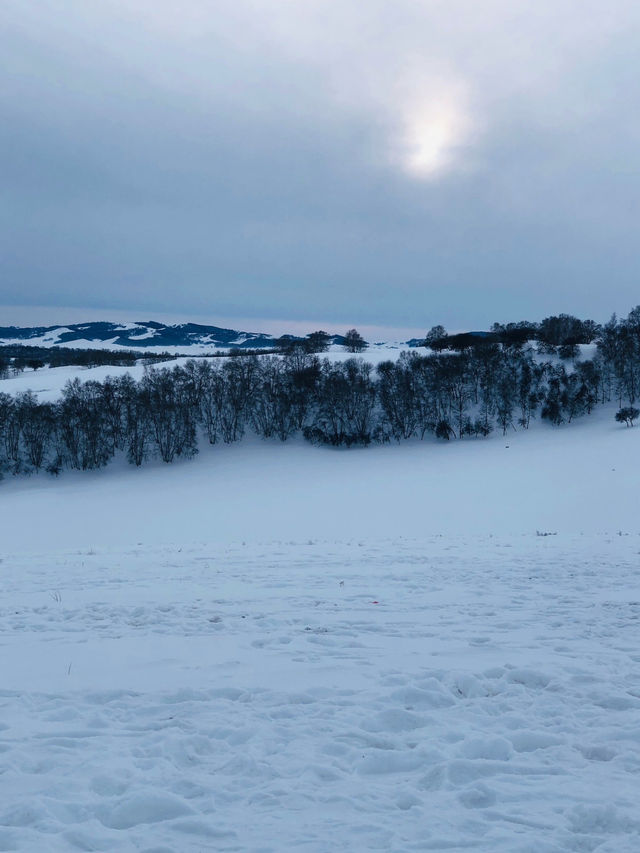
[0,364,150,402]
[1,398,639,850]
[124,331,157,341]
[0,332,121,349]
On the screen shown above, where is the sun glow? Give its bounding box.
[401,98,471,179]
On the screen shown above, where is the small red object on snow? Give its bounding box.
[371,600,379,604]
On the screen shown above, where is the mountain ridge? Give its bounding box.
[0,320,299,350]
[0,319,425,351]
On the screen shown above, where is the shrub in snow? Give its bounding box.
[615,407,639,427]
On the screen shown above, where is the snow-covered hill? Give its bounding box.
[0,320,280,351]
[1,407,639,849]
[0,320,405,354]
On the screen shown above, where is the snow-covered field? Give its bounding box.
[1,407,639,850]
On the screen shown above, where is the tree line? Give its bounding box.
[1,309,639,478]
[0,344,176,379]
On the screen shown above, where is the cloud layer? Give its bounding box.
[2,0,639,329]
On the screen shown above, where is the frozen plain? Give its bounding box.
[1,403,640,850]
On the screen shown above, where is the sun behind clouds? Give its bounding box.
[400,93,473,179]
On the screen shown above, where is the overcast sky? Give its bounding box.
[2,1,639,333]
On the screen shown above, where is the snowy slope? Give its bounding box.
[1,403,637,549]
[0,414,639,850]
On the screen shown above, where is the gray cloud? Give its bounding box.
[2,0,640,330]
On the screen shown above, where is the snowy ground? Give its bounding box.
[1,412,639,850]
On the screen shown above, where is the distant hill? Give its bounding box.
[0,320,287,351]
[0,320,431,353]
